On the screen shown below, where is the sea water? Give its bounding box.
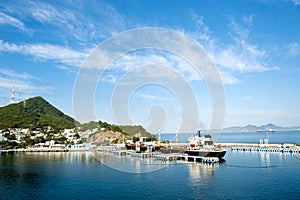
[1,131,300,199]
[160,130,300,144]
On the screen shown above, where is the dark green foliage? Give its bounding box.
[79,121,99,131]
[99,121,110,129]
[112,139,119,144]
[98,120,127,135]
[19,142,26,149]
[0,96,77,130]
[55,136,67,143]
[0,140,19,149]
[24,137,35,146]
[46,134,53,141]
[34,136,45,144]
[4,133,16,140]
[111,125,124,133]
[119,125,152,137]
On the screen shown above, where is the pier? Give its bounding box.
[0,149,69,154]
[98,146,221,163]
[216,143,300,148]
[231,146,300,153]
[214,143,300,154]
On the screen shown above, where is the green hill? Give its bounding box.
[119,125,152,137]
[0,96,77,130]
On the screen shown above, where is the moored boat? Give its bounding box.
[256,128,276,133]
[125,137,160,152]
[184,130,226,158]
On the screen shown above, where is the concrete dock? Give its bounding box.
[0,149,69,153]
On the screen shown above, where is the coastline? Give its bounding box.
[2,142,300,154]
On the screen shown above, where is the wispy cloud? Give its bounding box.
[0,11,26,30]
[28,1,74,25]
[188,13,279,84]
[0,40,88,67]
[136,93,175,102]
[291,0,300,5]
[106,51,203,85]
[0,68,53,97]
[1,0,127,43]
[286,43,300,56]
[0,68,40,81]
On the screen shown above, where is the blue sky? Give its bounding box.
[0,0,300,133]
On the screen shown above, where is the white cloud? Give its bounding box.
[0,68,40,81]
[28,1,74,25]
[136,93,175,102]
[0,40,88,67]
[218,70,239,84]
[101,74,117,84]
[0,12,26,30]
[1,0,127,43]
[107,51,203,84]
[291,0,300,5]
[0,68,53,98]
[189,10,215,49]
[286,43,300,56]
[188,13,279,83]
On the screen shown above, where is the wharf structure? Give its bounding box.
[0,149,69,153]
[97,146,221,163]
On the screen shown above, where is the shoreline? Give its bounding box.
[2,142,300,154]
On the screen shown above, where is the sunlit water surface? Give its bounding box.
[1,131,300,199]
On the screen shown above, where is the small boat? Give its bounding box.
[125,137,160,152]
[256,128,276,133]
[184,130,226,158]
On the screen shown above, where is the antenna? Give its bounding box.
[10,86,15,104]
[18,93,21,102]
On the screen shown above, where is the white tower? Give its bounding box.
[10,86,15,104]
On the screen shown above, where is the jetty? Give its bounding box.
[215,143,298,148]
[97,146,220,163]
[230,146,300,153]
[0,148,69,154]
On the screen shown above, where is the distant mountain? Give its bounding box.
[223,123,300,132]
[0,96,77,130]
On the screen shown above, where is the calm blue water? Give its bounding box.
[160,130,300,144]
[1,131,300,199]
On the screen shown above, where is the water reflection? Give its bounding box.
[226,150,299,168]
[188,162,218,183]
[92,151,172,173]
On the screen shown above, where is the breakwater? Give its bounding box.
[0,149,69,153]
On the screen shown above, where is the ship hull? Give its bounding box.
[184,150,226,158]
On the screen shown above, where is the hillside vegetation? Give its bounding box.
[0,96,76,130]
[79,121,154,143]
[119,125,152,137]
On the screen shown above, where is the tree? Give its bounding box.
[34,136,45,144]
[56,136,67,144]
[46,134,53,141]
[73,133,80,139]
[4,133,16,140]
[112,139,119,144]
[25,137,35,146]
[18,142,26,149]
